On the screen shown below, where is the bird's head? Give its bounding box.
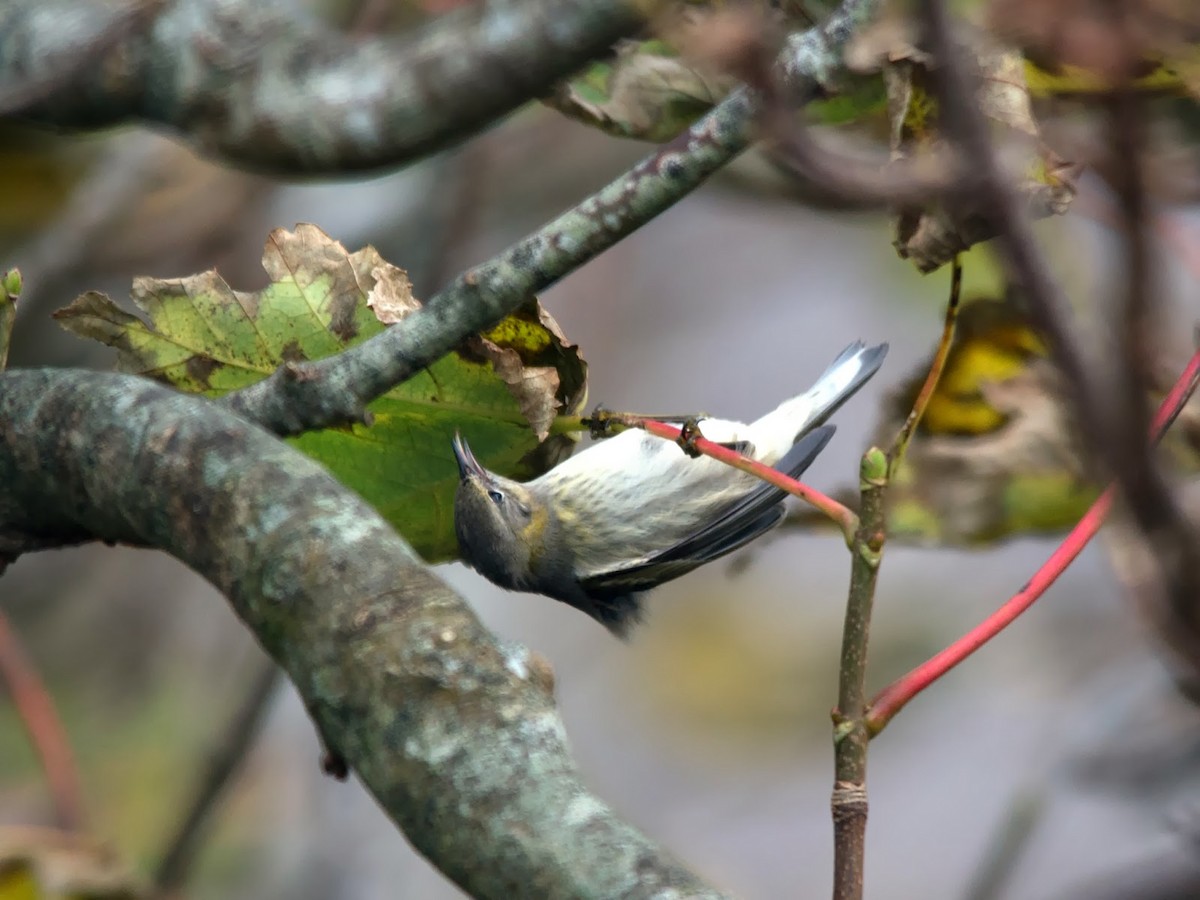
[451,432,546,590]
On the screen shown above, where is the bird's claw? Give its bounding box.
[677,418,706,458]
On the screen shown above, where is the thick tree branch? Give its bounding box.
[224,0,885,436]
[0,0,154,116]
[2,0,646,174]
[0,370,726,899]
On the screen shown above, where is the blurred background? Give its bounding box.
[4,2,1200,897]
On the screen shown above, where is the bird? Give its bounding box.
[452,341,888,636]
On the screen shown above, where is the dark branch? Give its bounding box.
[916,0,1104,467]
[2,0,645,174]
[1106,86,1200,680]
[0,370,726,899]
[919,0,1200,683]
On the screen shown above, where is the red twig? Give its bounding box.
[632,417,860,541]
[0,608,86,830]
[868,346,1200,731]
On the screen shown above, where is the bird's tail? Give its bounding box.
[751,341,888,457]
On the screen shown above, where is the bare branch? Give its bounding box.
[1106,84,1200,683]
[1,0,645,174]
[831,266,962,900]
[0,0,154,116]
[0,370,726,899]
[222,88,758,431]
[223,0,886,436]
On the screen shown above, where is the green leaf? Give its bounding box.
[55,224,587,561]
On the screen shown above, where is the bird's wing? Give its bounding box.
[534,425,761,577]
[578,425,834,597]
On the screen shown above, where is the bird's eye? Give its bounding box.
[487,489,504,505]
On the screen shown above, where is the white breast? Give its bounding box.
[533,419,772,578]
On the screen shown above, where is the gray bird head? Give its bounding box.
[451,433,546,593]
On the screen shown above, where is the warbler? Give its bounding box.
[452,341,888,636]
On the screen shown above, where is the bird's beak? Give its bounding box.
[452,431,487,482]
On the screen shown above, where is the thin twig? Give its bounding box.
[153,657,281,893]
[888,256,961,472]
[614,416,859,542]
[0,608,86,831]
[868,346,1200,730]
[831,445,887,900]
[829,264,962,900]
[1107,81,1200,679]
[963,782,1046,900]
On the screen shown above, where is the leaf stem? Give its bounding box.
[830,265,961,900]
[831,445,887,900]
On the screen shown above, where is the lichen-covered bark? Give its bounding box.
[0,370,727,899]
[222,0,884,437]
[1,0,645,174]
[224,89,757,434]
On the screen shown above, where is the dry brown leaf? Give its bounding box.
[888,32,1078,272]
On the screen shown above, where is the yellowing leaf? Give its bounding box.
[55,224,587,561]
[875,295,1200,544]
